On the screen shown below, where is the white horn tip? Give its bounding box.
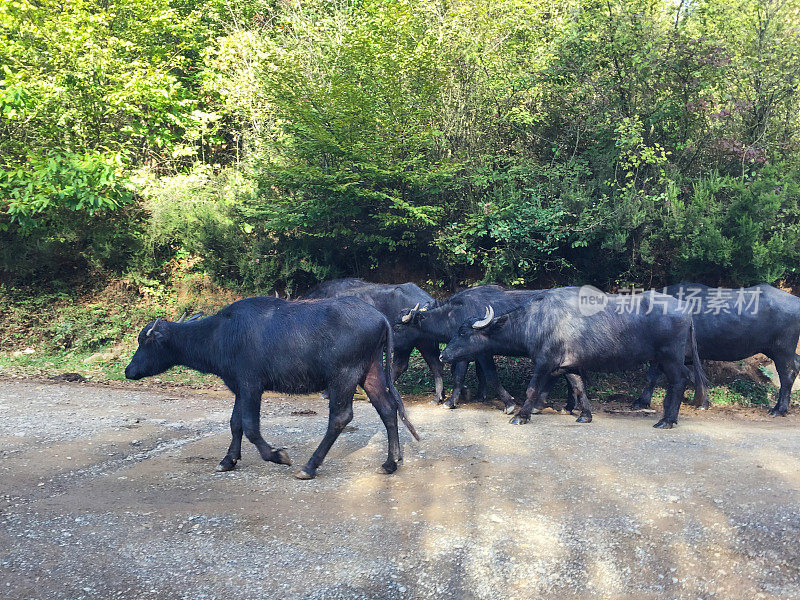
[472,305,495,329]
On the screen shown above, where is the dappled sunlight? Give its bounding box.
[2,381,799,599]
[330,402,800,598]
[750,447,800,488]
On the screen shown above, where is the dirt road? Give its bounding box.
[0,379,798,600]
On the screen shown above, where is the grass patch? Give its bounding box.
[709,379,773,407]
[0,274,235,386]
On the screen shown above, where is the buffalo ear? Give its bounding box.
[490,314,509,329]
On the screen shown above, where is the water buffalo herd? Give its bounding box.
[125,279,799,479]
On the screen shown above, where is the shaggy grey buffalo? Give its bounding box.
[635,283,800,416]
[441,287,709,428]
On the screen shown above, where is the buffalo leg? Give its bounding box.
[654,362,687,429]
[563,374,577,413]
[769,353,799,417]
[527,372,551,415]
[416,339,445,403]
[511,368,555,425]
[240,389,292,466]
[444,361,469,409]
[634,363,661,409]
[217,395,244,472]
[391,345,413,381]
[361,359,403,474]
[296,381,358,480]
[475,360,488,403]
[565,374,592,423]
[477,355,517,414]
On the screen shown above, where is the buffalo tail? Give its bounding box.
[689,320,711,408]
[383,319,421,441]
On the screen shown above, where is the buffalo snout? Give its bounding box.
[124,361,143,380]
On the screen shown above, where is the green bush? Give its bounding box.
[130,165,254,284]
[659,164,800,285]
[2,0,800,292]
[436,162,571,285]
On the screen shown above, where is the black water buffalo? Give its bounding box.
[398,285,563,413]
[125,296,419,479]
[634,282,800,416]
[302,278,445,402]
[440,287,709,428]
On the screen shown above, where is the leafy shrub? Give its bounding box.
[130,165,254,285]
[3,0,800,292]
[661,164,800,285]
[727,379,772,406]
[436,162,571,285]
[0,150,131,228]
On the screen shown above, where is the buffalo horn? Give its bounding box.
[146,318,162,337]
[401,302,421,323]
[177,312,187,323]
[187,311,204,321]
[472,305,495,329]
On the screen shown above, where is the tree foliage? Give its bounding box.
[2,0,800,290]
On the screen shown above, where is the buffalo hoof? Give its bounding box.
[576,413,592,423]
[270,448,292,466]
[653,419,675,429]
[294,469,315,480]
[768,407,787,417]
[503,404,517,415]
[558,408,574,416]
[530,407,543,415]
[631,400,651,410]
[215,458,237,472]
[442,401,456,410]
[697,402,710,411]
[509,415,530,425]
[378,461,398,474]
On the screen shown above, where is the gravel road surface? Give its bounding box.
[1,379,798,599]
